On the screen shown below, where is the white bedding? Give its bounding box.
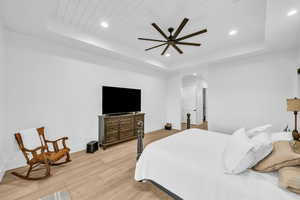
[135,129,300,200]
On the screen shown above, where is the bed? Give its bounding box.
[135,128,300,200]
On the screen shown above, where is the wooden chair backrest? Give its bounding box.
[36,127,48,151]
[14,133,30,162]
[14,127,46,163]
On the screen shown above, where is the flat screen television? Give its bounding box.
[102,86,141,114]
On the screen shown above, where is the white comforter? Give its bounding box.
[135,129,300,200]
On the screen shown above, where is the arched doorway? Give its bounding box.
[181,73,208,130]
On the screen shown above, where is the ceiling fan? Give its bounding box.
[138,18,207,56]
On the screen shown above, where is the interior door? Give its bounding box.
[182,85,197,124]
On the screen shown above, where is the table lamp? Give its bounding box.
[287,98,300,140]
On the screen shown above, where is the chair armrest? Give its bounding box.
[46,137,68,143]
[23,146,45,153]
[22,146,46,161]
[45,137,69,152]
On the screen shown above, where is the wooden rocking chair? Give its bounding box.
[12,127,71,180]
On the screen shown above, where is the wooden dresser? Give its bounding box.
[98,113,145,149]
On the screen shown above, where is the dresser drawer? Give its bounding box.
[106,128,118,136]
[105,118,119,125]
[105,129,119,143]
[105,123,119,131]
[105,134,119,143]
[120,129,135,139]
[120,116,134,124]
[119,121,134,139]
[120,122,134,130]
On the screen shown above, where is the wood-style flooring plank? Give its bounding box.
[0,129,179,200]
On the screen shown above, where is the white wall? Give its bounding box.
[166,75,181,130]
[298,48,300,64]
[297,48,300,96]
[206,51,297,133]
[4,31,167,170]
[0,20,7,181]
[167,50,298,133]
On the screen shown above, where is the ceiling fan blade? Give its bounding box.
[138,38,167,42]
[172,44,183,54]
[173,18,189,39]
[176,42,201,46]
[161,44,170,55]
[145,43,167,51]
[176,29,207,42]
[151,23,169,40]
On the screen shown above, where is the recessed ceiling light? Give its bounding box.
[165,53,171,57]
[192,73,197,76]
[287,9,298,17]
[100,21,109,28]
[228,29,238,36]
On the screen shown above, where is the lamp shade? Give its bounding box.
[287,98,300,111]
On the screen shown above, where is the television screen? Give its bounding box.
[102,86,141,114]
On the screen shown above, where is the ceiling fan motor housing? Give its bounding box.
[168,27,174,33]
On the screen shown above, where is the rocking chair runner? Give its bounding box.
[12,127,71,180]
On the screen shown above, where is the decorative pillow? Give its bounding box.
[246,124,272,138]
[253,141,300,172]
[223,128,257,174]
[223,128,273,174]
[279,167,300,194]
[271,132,293,142]
[249,132,273,168]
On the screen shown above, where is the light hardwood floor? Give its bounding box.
[0,129,180,200]
[181,121,208,131]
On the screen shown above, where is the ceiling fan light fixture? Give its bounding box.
[287,9,298,17]
[100,21,109,28]
[165,53,171,57]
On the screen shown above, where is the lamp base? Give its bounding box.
[292,130,300,140]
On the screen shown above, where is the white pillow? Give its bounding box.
[271,132,293,142]
[223,128,273,174]
[248,132,273,168]
[223,128,254,174]
[246,124,272,138]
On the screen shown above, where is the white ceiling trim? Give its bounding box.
[47,19,168,70]
[1,0,300,73]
